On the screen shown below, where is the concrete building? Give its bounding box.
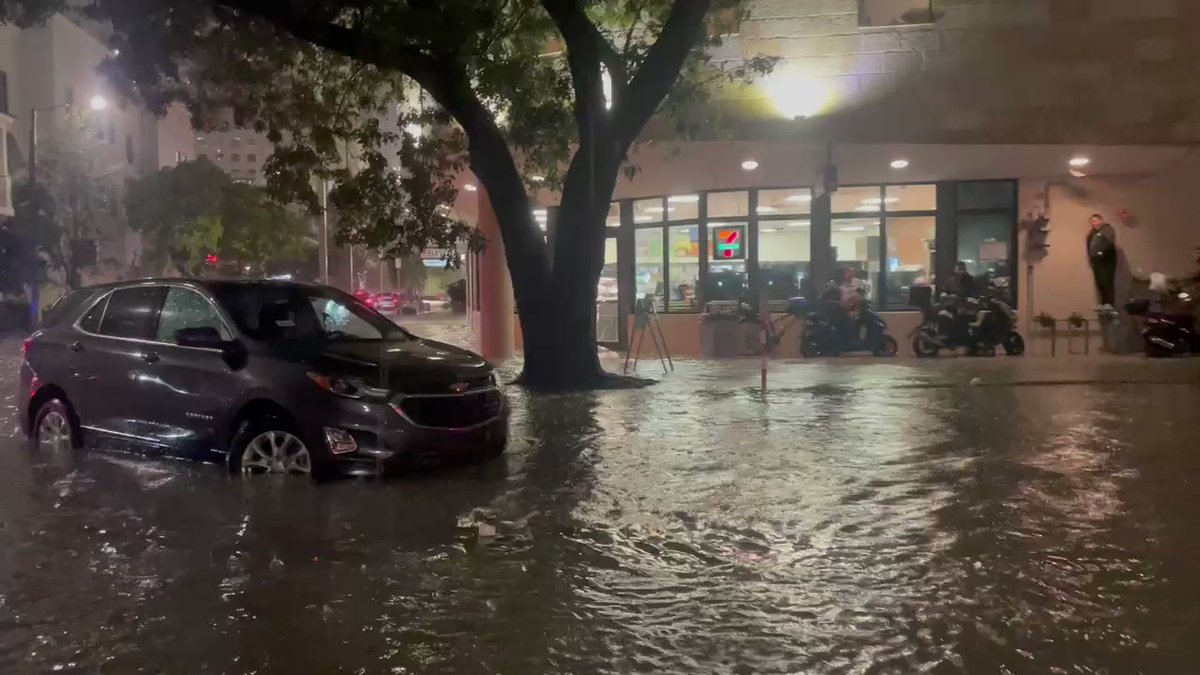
[460,0,1200,359]
[195,129,271,185]
[0,14,195,280]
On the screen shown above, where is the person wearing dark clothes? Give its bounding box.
[945,261,977,299]
[1086,214,1118,308]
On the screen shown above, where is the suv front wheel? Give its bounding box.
[34,399,79,452]
[228,418,319,478]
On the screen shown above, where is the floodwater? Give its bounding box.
[3,326,1200,674]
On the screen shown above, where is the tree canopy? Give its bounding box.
[125,158,311,276]
[2,0,774,389]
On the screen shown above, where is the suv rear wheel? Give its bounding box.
[228,418,317,477]
[34,399,79,452]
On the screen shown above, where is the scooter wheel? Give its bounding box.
[913,333,939,358]
[875,335,899,357]
[801,337,822,358]
[1002,332,1025,356]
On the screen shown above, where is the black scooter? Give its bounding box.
[912,293,1024,357]
[801,296,898,357]
[1126,288,1199,357]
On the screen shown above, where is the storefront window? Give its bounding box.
[635,197,665,223]
[885,184,936,212]
[759,219,810,302]
[958,181,1014,210]
[758,189,812,215]
[707,191,748,218]
[832,218,880,304]
[956,213,1014,304]
[668,225,700,311]
[606,202,621,227]
[666,194,701,220]
[635,227,665,310]
[597,237,619,342]
[706,222,748,301]
[884,216,935,308]
[832,186,883,215]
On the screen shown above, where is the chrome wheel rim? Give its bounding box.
[240,431,312,476]
[38,411,72,452]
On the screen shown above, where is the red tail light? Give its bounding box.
[21,338,32,359]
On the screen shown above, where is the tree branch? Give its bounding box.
[541,0,626,109]
[613,0,712,149]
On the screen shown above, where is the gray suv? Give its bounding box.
[18,279,508,478]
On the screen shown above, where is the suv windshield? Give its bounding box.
[208,282,407,342]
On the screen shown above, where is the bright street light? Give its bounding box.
[89,95,108,111]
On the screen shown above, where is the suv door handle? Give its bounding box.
[142,351,160,364]
[69,341,84,353]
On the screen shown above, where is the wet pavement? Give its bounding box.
[3,323,1200,674]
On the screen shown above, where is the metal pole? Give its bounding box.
[320,179,329,284]
[27,107,39,328]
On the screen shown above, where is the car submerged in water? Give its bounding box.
[18,279,509,478]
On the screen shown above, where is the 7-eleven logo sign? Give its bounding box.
[713,226,744,260]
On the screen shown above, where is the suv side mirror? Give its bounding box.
[176,326,229,350]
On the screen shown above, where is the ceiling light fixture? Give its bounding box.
[1068,156,1091,168]
[788,221,810,227]
[1069,169,1088,178]
[741,159,759,171]
[643,206,676,214]
[634,215,655,223]
[531,175,546,183]
[855,205,881,212]
[785,194,812,203]
[533,208,548,217]
[840,226,866,232]
[667,194,700,204]
[757,205,777,213]
[463,183,477,192]
[890,159,910,169]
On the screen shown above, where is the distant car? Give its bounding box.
[18,279,509,478]
[353,289,378,310]
[374,292,400,314]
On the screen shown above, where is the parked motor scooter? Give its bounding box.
[1125,281,1199,357]
[912,292,1023,357]
[800,291,898,357]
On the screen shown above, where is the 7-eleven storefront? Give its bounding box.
[461,140,1200,360]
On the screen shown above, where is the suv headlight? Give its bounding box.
[307,373,387,400]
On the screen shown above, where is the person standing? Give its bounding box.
[1086,214,1118,308]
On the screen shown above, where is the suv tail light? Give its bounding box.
[21,338,32,359]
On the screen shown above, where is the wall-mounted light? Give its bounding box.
[763,70,832,119]
[89,95,108,111]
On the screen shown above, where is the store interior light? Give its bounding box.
[531,175,546,183]
[761,226,780,232]
[785,194,813,203]
[667,194,700,203]
[756,205,777,213]
[788,221,810,227]
[1068,156,1091,168]
[741,159,759,171]
[643,206,676,214]
[840,226,866,232]
[855,205,881,212]
[890,159,910,169]
[463,183,477,192]
[1069,169,1088,178]
[533,208,548,216]
[862,197,900,205]
[634,215,655,222]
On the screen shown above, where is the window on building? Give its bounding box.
[597,237,619,343]
[859,0,933,27]
[832,185,884,215]
[248,168,257,177]
[707,191,748,219]
[758,189,812,216]
[231,153,240,162]
[198,152,207,159]
[956,213,1014,305]
[125,134,134,164]
[759,219,810,305]
[667,224,700,311]
[231,138,241,147]
[884,216,935,308]
[174,151,184,163]
[247,138,256,146]
[605,202,620,227]
[635,226,664,311]
[0,70,8,115]
[64,86,74,107]
[885,184,936,212]
[247,153,256,162]
[832,218,881,304]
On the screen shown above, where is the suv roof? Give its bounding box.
[74,278,325,292]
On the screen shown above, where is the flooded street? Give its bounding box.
[3,325,1200,674]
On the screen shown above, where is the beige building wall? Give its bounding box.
[733,0,1200,144]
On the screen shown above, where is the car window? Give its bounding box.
[309,296,385,340]
[156,287,231,343]
[42,289,95,327]
[77,293,109,333]
[98,286,168,340]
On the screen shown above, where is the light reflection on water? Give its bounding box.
[2,334,1200,673]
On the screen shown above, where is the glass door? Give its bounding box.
[597,232,620,347]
